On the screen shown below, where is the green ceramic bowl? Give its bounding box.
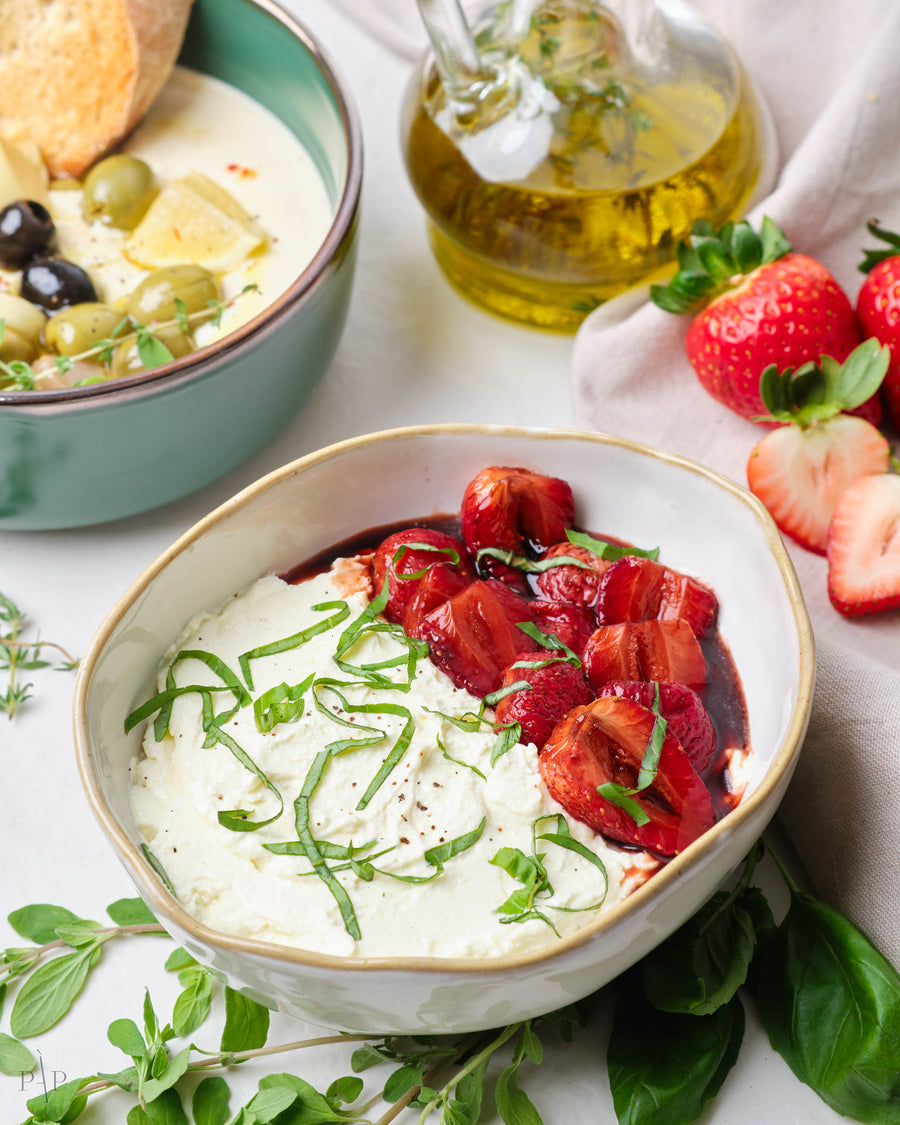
[0,0,362,530]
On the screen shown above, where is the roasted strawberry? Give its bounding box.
[493,652,593,750]
[746,341,891,554]
[402,563,472,638]
[460,466,574,590]
[417,579,538,697]
[539,696,715,856]
[856,221,900,431]
[651,218,880,426]
[529,599,596,660]
[373,528,473,623]
[826,473,900,617]
[596,555,717,639]
[583,621,707,692]
[598,680,718,773]
[533,541,612,607]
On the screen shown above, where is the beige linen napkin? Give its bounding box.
[570,4,900,958]
[331,0,900,959]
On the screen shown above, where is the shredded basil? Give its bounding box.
[390,541,460,580]
[596,683,669,827]
[565,527,660,561]
[516,620,581,666]
[238,601,350,690]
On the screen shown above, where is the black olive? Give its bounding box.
[20,256,97,313]
[0,200,57,269]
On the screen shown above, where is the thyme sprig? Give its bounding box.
[0,285,258,393]
[0,592,79,719]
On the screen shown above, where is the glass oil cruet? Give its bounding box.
[401,0,771,331]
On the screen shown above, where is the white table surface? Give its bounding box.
[1,2,845,1122]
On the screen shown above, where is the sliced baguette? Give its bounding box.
[0,0,195,180]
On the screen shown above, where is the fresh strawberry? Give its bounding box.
[856,221,900,431]
[746,340,891,554]
[826,472,900,616]
[596,555,717,639]
[539,696,715,856]
[417,579,538,697]
[533,541,612,607]
[651,217,880,426]
[493,652,593,750]
[598,680,718,773]
[373,528,473,623]
[582,620,707,692]
[460,466,574,590]
[402,563,472,638]
[528,599,596,660]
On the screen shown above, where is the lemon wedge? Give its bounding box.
[0,137,49,209]
[124,171,266,272]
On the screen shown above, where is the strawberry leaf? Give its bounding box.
[858,219,900,273]
[832,338,890,410]
[694,238,735,283]
[729,223,763,274]
[759,215,792,262]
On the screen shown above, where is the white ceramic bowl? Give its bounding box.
[73,424,815,1035]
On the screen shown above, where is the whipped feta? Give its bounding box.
[129,560,659,960]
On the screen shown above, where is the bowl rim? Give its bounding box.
[73,423,816,975]
[0,0,363,413]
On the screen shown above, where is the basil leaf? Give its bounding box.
[220,988,270,1053]
[10,944,100,1038]
[243,1085,298,1120]
[0,1031,35,1075]
[192,1076,231,1125]
[327,1075,364,1105]
[106,897,157,926]
[755,890,900,1121]
[8,903,83,944]
[642,887,769,1015]
[143,1086,189,1125]
[608,980,744,1125]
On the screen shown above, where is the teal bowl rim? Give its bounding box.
[0,0,362,414]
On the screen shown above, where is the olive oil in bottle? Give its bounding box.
[402,0,766,331]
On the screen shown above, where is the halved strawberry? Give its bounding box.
[598,680,718,773]
[529,599,596,661]
[493,652,593,750]
[539,696,715,856]
[746,341,891,554]
[373,528,473,623]
[651,218,880,426]
[856,221,900,432]
[417,579,538,697]
[533,542,612,607]
[826,473,900,617]
[402,563,472,638]
[460,466,574,590]
[583,620,707,692]
[596,555,717,639]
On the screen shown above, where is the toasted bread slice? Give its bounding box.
[0,0,194,179]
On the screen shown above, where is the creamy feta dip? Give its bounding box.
[129,560,660,960]
[1,66,335,349]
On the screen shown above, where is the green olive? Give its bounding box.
[81,154,159,230]
[126,264,220,326]
[0,293,47,345]
[44,302,124,357]
[109,323,195,379]
[0,325,37,364]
